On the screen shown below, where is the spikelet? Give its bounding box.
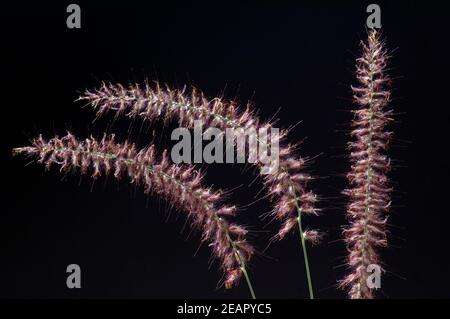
[341,29,393,299]
[13,133,253,290]
[78,82,319,242]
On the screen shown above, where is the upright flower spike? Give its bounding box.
[79,81,319,298]
[13,133,256,298]
[341,29,393,299]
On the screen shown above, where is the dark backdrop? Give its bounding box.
[2,1,449,298]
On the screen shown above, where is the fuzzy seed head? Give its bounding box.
[341,29,393,299]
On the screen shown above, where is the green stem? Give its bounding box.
[240,263,256,299]
[295,205,314,299]
[281,164,314,299]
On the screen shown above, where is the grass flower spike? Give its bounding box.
[13,133,256,298]
[79,82,319,298]
[341,29,393,299]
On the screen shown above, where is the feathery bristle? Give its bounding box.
[13,133,253,289]
[341,29,393,299]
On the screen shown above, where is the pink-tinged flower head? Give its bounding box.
[13,133,253,289]
[341,29,393,299]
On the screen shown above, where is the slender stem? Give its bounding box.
[240,263,256,299]
[296,208,314,299]
[281,164,314,299]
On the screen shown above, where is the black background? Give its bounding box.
[2,1,449,299]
